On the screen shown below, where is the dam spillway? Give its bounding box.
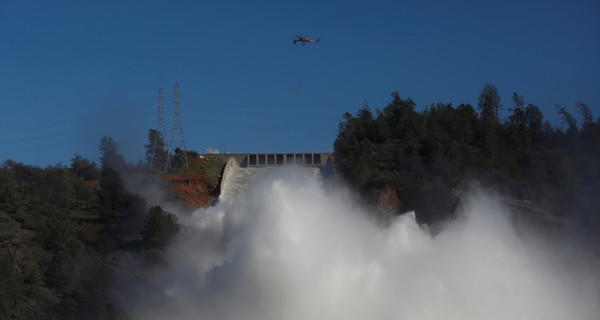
[218,165,267,202]
[208,152,333,168]
[218,157,325,202]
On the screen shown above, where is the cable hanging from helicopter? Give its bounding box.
[292,36,321,96]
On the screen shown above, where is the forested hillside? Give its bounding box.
[334,84,600,229]
[0,139,183,319]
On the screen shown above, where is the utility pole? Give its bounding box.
[169,82,189,170]
[150,88,171,172]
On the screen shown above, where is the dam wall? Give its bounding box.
[206,153,333,168]
[214,153,335,201]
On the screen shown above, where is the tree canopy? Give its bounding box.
[334,85,599,226]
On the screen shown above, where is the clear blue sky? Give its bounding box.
[1,0,599,167]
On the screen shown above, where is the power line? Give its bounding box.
[150,88,171,172]
[169,83,189,170]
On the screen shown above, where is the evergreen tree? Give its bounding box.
[142,206,180,248]
[477,84,502,162]
[97,168,126,218]
[71,153,99,180]
[144,129,168,171]
[98,136,127,171]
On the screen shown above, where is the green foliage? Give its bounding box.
[97,168,127,218]
[170,148,196,170]
[0,205,120,319]
[0,223,50,319]
[72,178,97,210]
[99,136,127,171]
[478,84,502,163]
[142,206,180,248]
[145,129,168,171]
[0,147,187,318]
[71,153,100,180]
[334,85,600,226]
[334,107,379,190]
[0,159,163,319]
[478,83,502,124]
[576,102,593,129]
[194,158,226,187]
[0,162,17,205]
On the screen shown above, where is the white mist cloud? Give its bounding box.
[120,167,600,320]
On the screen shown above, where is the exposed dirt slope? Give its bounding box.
[162,172,216,210]
[160,158,225,210]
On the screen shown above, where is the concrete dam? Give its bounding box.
[214,153,334,202]
[210,152,333,168]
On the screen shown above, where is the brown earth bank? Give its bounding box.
[162,169,403,216]
[148,158,225,211]
[373,184,403,220]
[377,185,402,210]
[161,161,401,216]
[162,172,217,210]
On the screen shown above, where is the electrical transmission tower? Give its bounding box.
[150,88,170,172]
[169,82,189,170]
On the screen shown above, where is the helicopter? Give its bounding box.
[292,36,321,46]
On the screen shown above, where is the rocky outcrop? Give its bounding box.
[377,184,403,211]
[375,184,403,221]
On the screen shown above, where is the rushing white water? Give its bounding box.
[122,166,600,320]
[219,163,322,202]
[218,164,267,202]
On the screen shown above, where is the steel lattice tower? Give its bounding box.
[150,88,170,172]
[157,88,167,145]
[169,82,189,170]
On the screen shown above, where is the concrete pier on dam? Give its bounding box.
[207,152,334,168]
[208,153,336,201]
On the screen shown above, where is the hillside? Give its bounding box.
[159,157,225,209]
